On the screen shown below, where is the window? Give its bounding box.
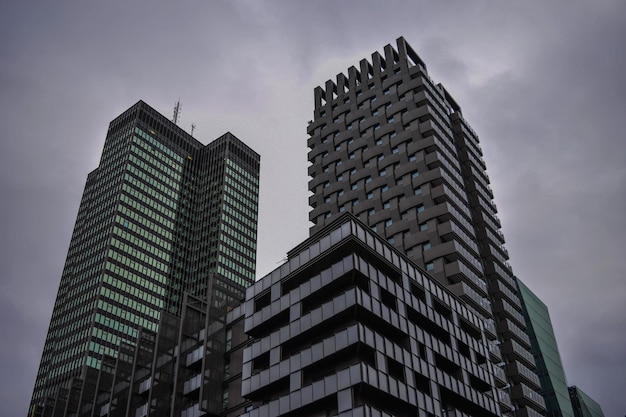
[325,213,331,219]
[378,154,384,161]
[366,176,372,183]
[335,145,341,151]
[349,153,356,160]
[388,117,394,123]
[375,138,383,145]
[350,168,357,175]
[388,237,395,244]
[382,185,389,192]
[338,190,344,196]
[338,175,344,181]
[425,262,434,271]
[390,131,397,138]
[351,184,358,190]
[347,125,353,130]
[392,147,399,154]
[383,201,390,209]
[339,206,345,212]
[325,197,330,203]
[374,124,381,130]
[423,242,431,251]
[353,199,360,206]
[412,171,419,178]
[414,188,422,195]
[383,88,390,95]
[417,205,425,213]
[419,222,428,231]
[369,209,375,215]
[373,109,379,116]
[379,169,386,176]
[367,193,373,200]
[385,219,393,226]
[409,154,417,162]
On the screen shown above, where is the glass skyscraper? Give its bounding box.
[517,279,574,417]
[29,101,260,414]
[568,386,605,417]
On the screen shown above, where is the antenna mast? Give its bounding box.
[191,123,196,136]
[172,100,182,124]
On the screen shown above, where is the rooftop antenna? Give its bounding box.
[172,100,182,124]
[191,123,196,136]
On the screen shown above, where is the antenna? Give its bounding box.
[172,100,182,124]
[191,123,196,136]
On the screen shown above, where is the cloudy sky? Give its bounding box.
[1,1,624,416]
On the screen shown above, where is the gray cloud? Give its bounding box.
[2,1,624,416]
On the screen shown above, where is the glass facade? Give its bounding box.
[29,101,260,414]
[517,279,574,417]
[568,386,605,417]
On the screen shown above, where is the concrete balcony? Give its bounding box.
[492,298,526,329]
[505,361,542,390]
[510,382,546,411]
[448,281,491,317]
[445,259,488,295]
[497,318,531,349]
[500,339,535,369]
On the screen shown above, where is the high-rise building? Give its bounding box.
[517,279,574,417]
[29,100,260,415]
[568,386,605,417]
[54,213,510,417]
[307,37,545,416]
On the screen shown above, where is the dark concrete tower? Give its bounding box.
[29,101,260,415]
[307,37,545,417]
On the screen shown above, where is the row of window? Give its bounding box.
[103,266,166,297]
[108,245,170,274]
[225,157,259,185]
[128,154,181,191]
[130,143,182,182]
[223,193,257,222]
[134,127,184,163]
[121,183,176,221]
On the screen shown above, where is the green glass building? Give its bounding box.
[29,101,260,413]
[517,279,575,417]
[569,386,606,417]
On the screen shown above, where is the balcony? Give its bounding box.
[482,318,498,340]
[505,361,541,390]
[489,279,521,307]
[492,298,526,329]
[500,340,535,369]
[510,383,546,411]
[490,364,507,388]
[497,318,531,349]
[487,341,502,362]
[448,281,491,317]
[496,388,513,411]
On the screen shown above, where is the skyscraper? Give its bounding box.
[29,100,260,414]
[517,279,574,417]
[307,37,545,416]
[568,386,605,417]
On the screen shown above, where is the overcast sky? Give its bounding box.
[1,1,624,416]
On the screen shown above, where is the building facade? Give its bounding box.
[568,387,605,417]
[238,213,507,417]
[85,213,510,417]
[306,37,544,416]
[516,280,574,417]
[29,101,260,415]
